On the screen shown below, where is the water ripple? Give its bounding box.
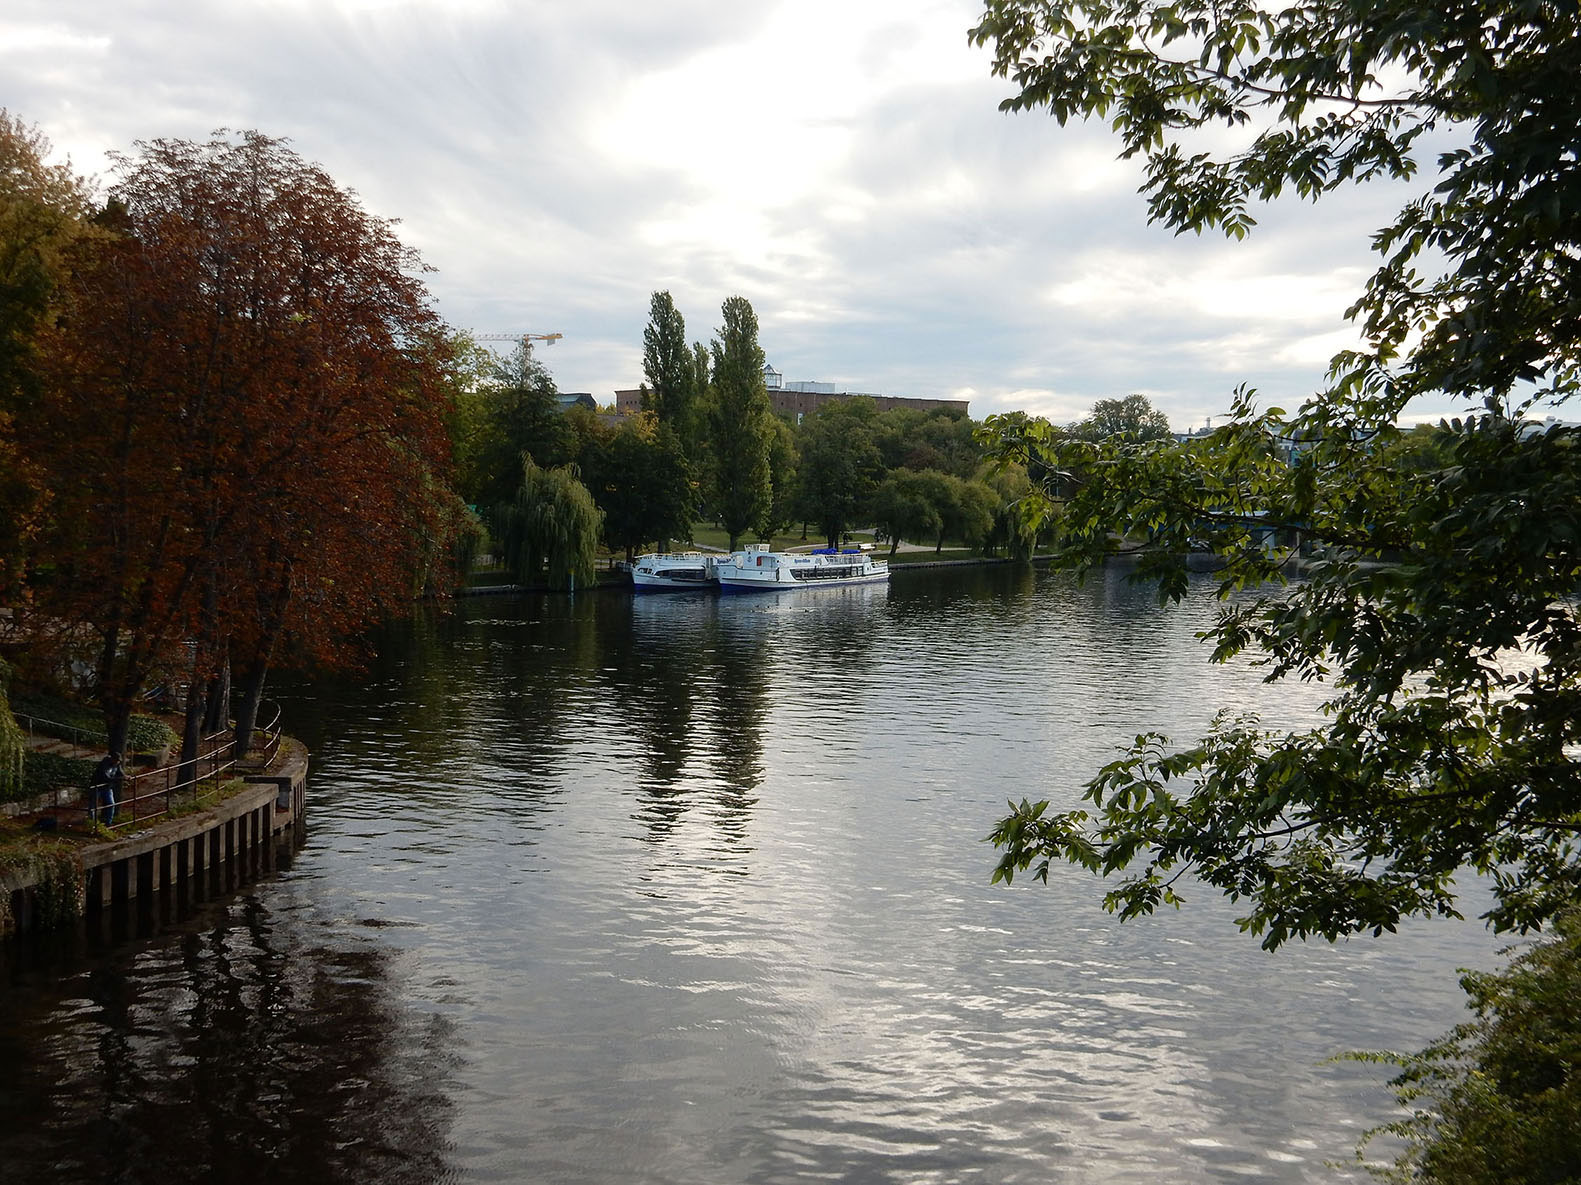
[0,568,1503,1184]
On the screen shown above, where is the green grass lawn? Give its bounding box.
[886,548,982,564]
[685,523,827,552]
[684,524,995,563]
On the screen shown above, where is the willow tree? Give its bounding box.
[461,339,571,511]
[495,457,603,591]
[0,662,22,800]
[870,471,943,557]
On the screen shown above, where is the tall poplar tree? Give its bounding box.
[641,290,697,452]
[708,296,772,551]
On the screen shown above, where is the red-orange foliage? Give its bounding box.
[26,131,459,753]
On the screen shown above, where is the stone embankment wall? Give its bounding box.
[2,740,309,934]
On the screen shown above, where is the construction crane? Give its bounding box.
[475,332,563,348]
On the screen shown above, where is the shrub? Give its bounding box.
[1354,910,1581,1183]
[7,690,103,746]
[16,751,96,802]
[8,691,178,756]
[125,714,175,756]
[0,842,84,929]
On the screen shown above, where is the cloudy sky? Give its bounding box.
[8,0,1447,429]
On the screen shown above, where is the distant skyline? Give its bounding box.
[8,0,1471,429]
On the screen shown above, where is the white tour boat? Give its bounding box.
[715,544,889,593]
[629,551,719,592]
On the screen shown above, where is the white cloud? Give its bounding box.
[0,19,111,54]
[8,0,1436,429]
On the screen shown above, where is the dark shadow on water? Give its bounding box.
[0,860,461,1185]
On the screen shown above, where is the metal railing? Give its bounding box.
[18,699,286,831]
[16,711,105,750]
[103,728,238,830]
[244,700,284,767]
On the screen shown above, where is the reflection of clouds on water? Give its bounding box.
[188,565,1500,1184]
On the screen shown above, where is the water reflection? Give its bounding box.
[614,593,705,788]
[0,890,459,1185]
[0,567,1503,1184]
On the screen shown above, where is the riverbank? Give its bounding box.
[461,549,1049,596]
[0,737,309,934]
[459,544,1339,597]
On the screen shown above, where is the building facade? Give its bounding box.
[612,369,968,419]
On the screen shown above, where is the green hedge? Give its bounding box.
[10,691,178,755]
[12,751,95,803]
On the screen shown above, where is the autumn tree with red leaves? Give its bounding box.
[26,130,462,761]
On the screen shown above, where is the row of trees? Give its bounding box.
[635,290,1050,558]
[0,117,471,774]
[453,289,1059,581]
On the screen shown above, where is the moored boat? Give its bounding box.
[715,544,889,592]
[630,551,718,592]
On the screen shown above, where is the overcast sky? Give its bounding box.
[8,0,1455,429]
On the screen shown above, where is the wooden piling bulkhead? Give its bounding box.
[3,744,308,933]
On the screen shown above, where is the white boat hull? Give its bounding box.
[715,546,889,593]
[630,552,717,591]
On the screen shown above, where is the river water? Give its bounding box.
[0,565,1504,1183]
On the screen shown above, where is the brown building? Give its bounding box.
[764,388,968,420]
[612,369,968,420]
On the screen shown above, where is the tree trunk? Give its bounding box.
[202,656,231,735]
[97,623,131,757]
[105,706,131,760]
[232,660,269,760]
[232,556,292,759]
[178,675,207,793]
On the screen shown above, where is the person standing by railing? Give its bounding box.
[89,750,123,826]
